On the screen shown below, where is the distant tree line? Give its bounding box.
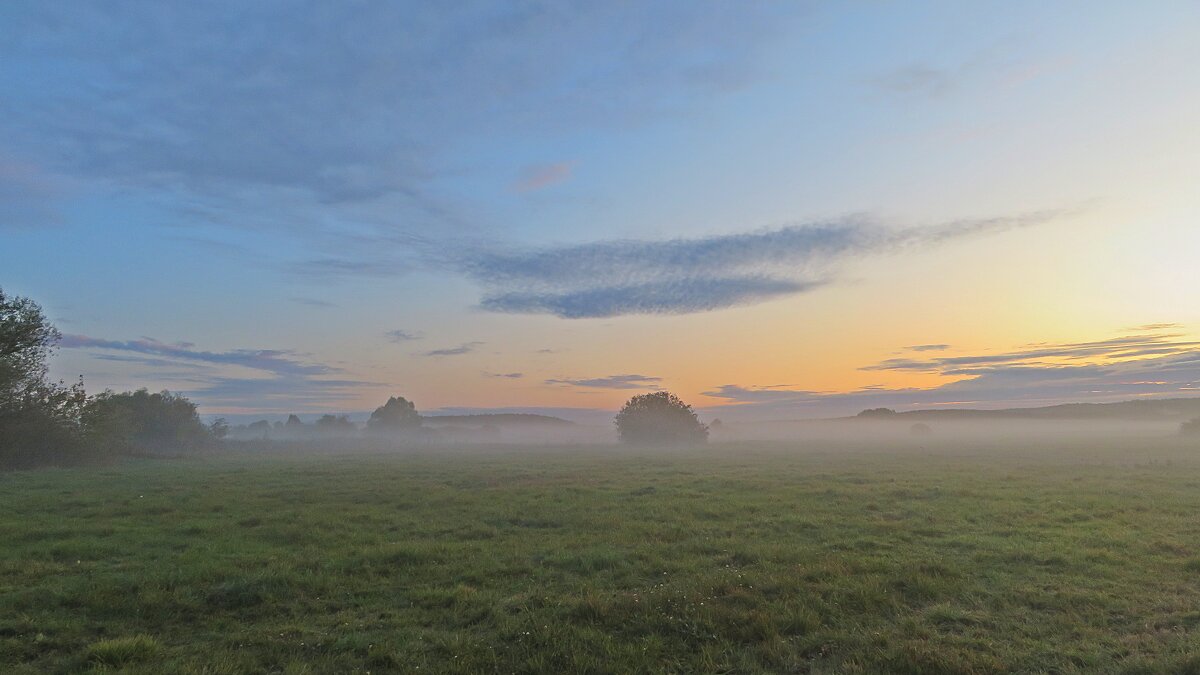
[1,288,220,470]
[224,396,425,441]
[4,287,718,469]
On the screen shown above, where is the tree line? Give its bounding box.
[3,287,712,469]
[1,288,219,469]
[224,396,422,440]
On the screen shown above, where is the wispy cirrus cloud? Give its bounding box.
[1123,323,1180,332]
[423,342,483,357]
[546,374,661,390]
[285,257,409,280]
[59,334,373,411]
[290,297,338,308]
[1,3,794,242]
[482,277,820,319]
[462,211,1062,319]
[385,329,422,343]
[861,333,1200,374]
[703,328,1200,418]
[59,335,333,377]
[907,344,950,352]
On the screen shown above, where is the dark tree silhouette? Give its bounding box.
[85,389,214,453]
[246,419,270,439]
[614,391,708,446]
[1,288,89,468]
[313,414,355,436]
[368,396,421,433]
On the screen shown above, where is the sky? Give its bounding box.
[3,1,1199,421]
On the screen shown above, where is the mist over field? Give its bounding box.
[4,1,1200,672]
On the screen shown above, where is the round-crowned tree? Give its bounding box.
[614,391,708,446]
[367,395,421,434]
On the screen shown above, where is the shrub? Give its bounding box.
[84,389,215,454]
[615,391,708,446]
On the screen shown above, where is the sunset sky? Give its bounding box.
[3,2,1199,420]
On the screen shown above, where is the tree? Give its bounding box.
[84,389,214,454]
[1,288,60,400]
[367,396,421,433]
[614,391,708,446]
[313,414,355,436]
[1,288,90,468]
[245,419,270,439]
[209,418,230,440]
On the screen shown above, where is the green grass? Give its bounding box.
[2,439,1200,673]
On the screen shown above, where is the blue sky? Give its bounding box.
[3,2,1199,418]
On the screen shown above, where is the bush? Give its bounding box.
[85,635,160,668]
[84,389,215,454]
[615,391,708,446]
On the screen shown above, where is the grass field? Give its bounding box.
[3,439,1200,673]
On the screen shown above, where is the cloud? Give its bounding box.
[290,297,338,308]
[907,344,950,352]
[423,342,482,357]
[60,335,333,377]
[485,372,524,379]
[0,4,794,242]
[871,65,957,97]
[463,211,1060,318]
[703,384,823,403]
[59,333,372,411]
[285,258,408,280]
[174,375,371,410]
[1124,323,1180,332]
[0,158,63,229]
[546,374,661,389]
[385,329,422,343]
[702,329,1200,419]
[513,161,575,193]
[481,277,820,319]
[861,333,1200,373]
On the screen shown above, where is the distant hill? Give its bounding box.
[419,413,575,428]
[855,397,1200,422]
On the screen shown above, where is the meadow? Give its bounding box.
[3,438,1200,673]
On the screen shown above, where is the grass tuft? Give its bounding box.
[85,635,160,668]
